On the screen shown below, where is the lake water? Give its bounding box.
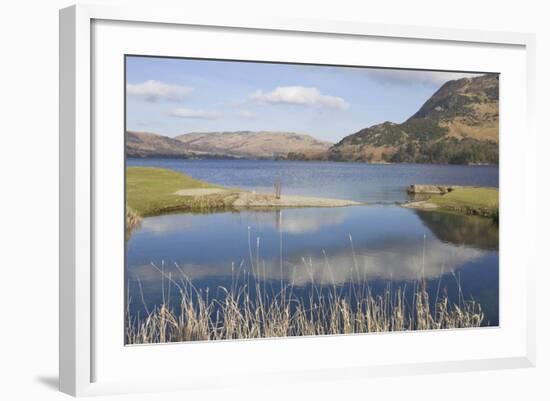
[126,159,498,203]
[126,159,499,327]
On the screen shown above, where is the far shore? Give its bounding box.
[127,155,498,166]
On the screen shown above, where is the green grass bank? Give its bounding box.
[126,167,235,216]
[126,167,362,219]
[404,186,499,219]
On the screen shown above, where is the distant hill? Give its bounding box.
[126,131,200,158]
[175,131,332,159]
[126,130,332,160]
[325,74,499,164]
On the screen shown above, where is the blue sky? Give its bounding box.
[126,56,480,143]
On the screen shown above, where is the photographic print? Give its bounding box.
[124,56,499,345]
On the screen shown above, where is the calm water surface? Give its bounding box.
[126,159,499,326]
[127,159,498,203]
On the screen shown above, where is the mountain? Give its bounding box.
[328,74,499,164]
[126,130,332,159]
[126,131,201,158]
[175,131,332,159]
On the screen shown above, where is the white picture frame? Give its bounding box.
[59,4,536,397]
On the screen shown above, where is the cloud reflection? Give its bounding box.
[140,215,194,235]
[253,209,346,234]
[138,208,346,237]
[128,238,485,287]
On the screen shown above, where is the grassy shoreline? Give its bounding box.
[126,167,230,216]
[126,167,362,218]
[403,186,499,220]
[126,167,498,227]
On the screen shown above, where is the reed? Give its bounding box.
[125,262,484,344]
[274,180,282,199]
[125,205,142,232]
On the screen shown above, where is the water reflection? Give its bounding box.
[256,208,347,234]
[127,206,494,286]
[140,214,195,235]
[126,205,499,326]
[128,238,485,286]
[125,160,500,329]
[414,210,499,251]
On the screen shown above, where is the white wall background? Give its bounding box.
[0,0,547,399]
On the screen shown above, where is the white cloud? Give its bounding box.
[250,86,349,110]
[167,108,221,120]
[126,80,193,102]
[362,69,484,86]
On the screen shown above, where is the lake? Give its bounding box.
[125,159,499,330]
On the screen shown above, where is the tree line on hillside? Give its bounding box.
[387,137,498,164]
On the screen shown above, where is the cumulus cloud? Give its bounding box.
[250,86,349,110]
[362,69,483,86]
[126,80,193,102]
[167,108,221,120]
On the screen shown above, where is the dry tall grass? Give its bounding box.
[126,205,142,231]
[125,262,484,344]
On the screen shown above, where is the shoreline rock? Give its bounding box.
[406,184,459,195]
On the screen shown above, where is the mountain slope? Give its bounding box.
[175,131,332,159]
[126,131,198,158]
[329,74,499,164]
[126,130,332,159]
